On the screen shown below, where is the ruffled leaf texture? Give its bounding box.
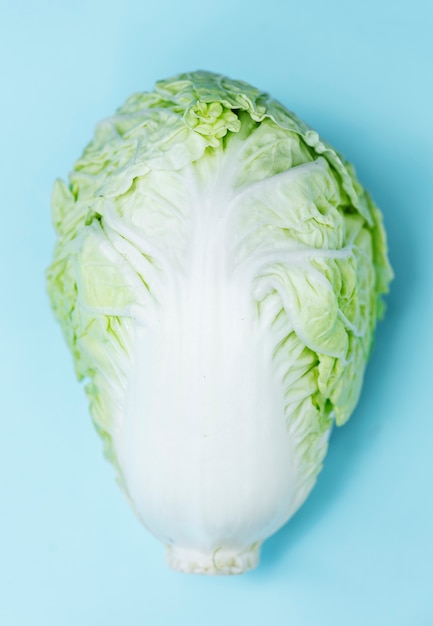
[47,70,392,507]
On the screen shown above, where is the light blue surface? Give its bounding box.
[1,1,432,624]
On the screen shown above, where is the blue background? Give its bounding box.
[1,1,432,624]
